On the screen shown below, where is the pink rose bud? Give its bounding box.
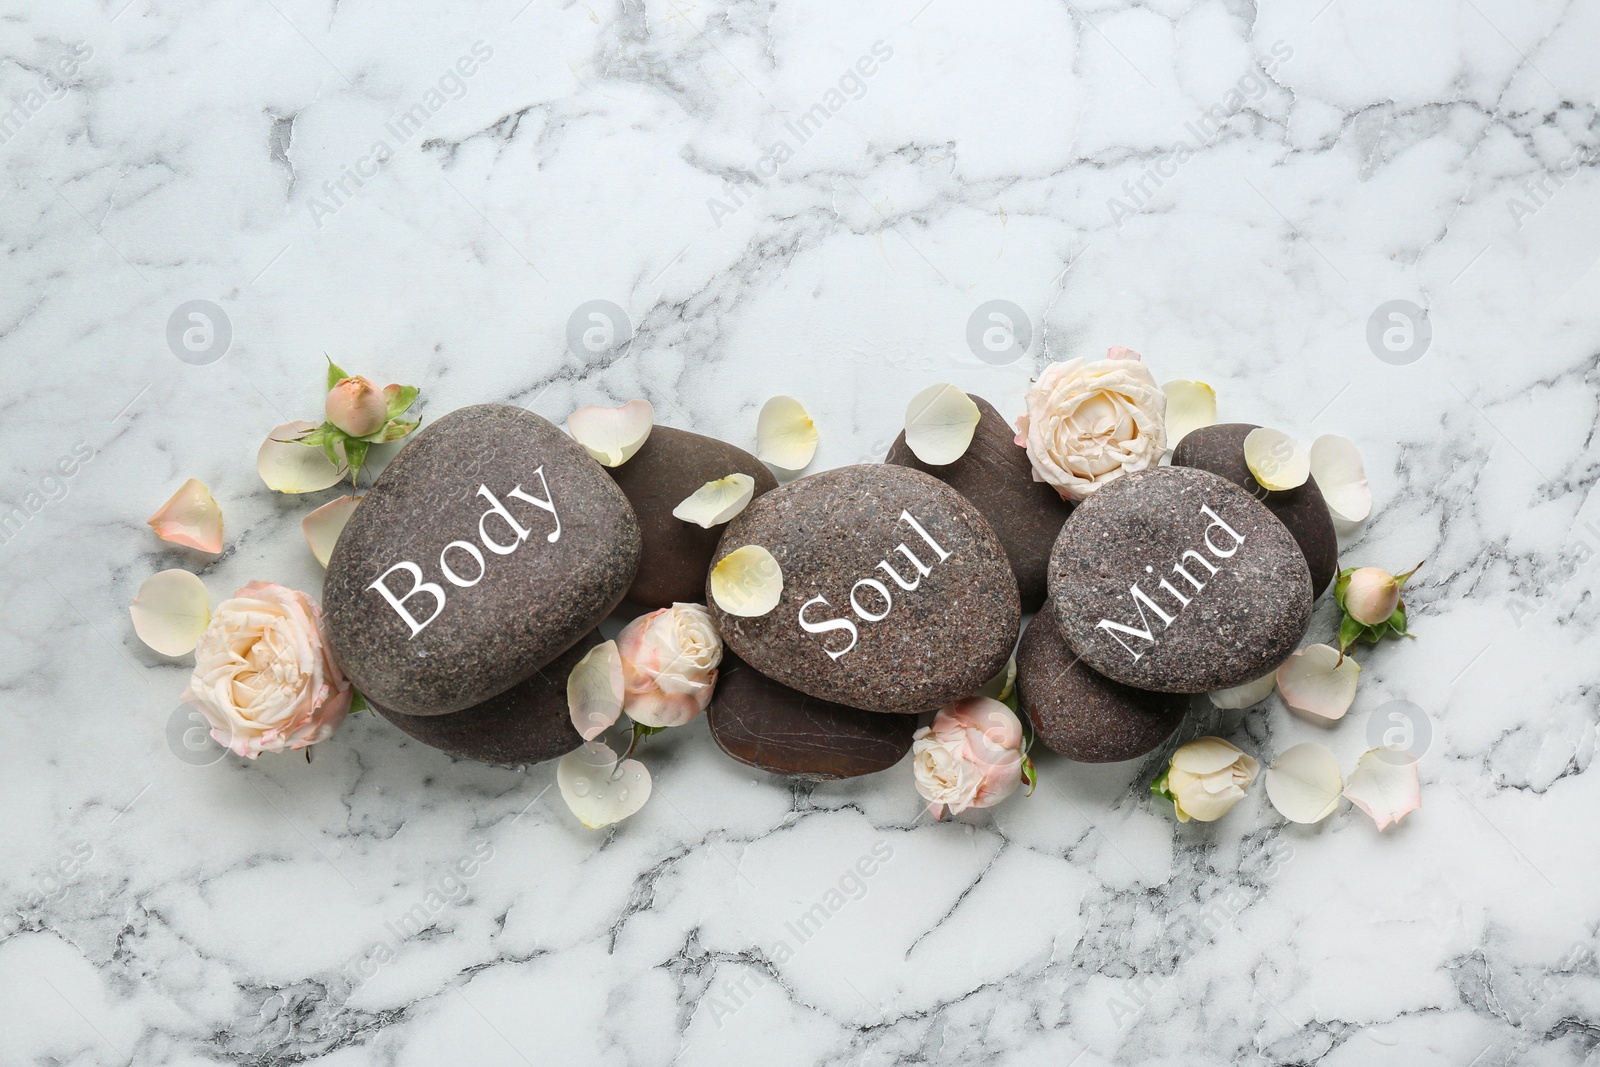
[326,376,388,437]
[1344,567,1400,625]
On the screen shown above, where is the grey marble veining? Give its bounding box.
[1,0,1598,1064]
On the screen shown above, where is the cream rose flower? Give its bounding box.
[181,581,352,759]
[911,697,1024,818]
[1155,737,1259,823]
[615,603,723,728]
[1014,348,1167,501]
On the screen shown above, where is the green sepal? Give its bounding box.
[1338,614,1365,654]
[350,689,370,714]
[363,417,419,444]
[343,438,370,478]
[1151,769,1176,803]
[326,357,349,391]
[1021,754,1037,797]
[384,384,419,420]
[1334,567,1355,612]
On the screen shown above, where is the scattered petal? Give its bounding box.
[1276,644,1361,721]
[904,383,981,465]
[1161,380,1217,448]
[557,741,651,828]
[302,495,360,568]
[1208,671,1277,710]
[568,641,625,741]
[672,473,756,528]
[257,420,345,493]
[129,569,210,657]
[568,399,653,467]
[710,545,783,617]
[1243,427,1310,491]
[147,478,224,553]
[756,395,817,471]
[1265,743,1344,824]
[1310,433,1372,523]
[977,655,1017,702]
[1344,748,1421,831]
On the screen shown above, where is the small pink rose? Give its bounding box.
[615,603,723,729]
[326,376,389,437]
[911,697,1024,817]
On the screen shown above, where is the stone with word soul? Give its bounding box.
[324,404,641,716]
[1048,466,1311,693]
[884,393,1073,613]
[707,464,1020,715]
[709,656,917,780]
[1015,609,1185,762]
[1171,422,1338,599]
[374,630,596,765]
[608,425,778,608]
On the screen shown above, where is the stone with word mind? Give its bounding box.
[1016,609,1185,762]
[374,630,596,765]
[1048,466,1311,693]
[709,656,917,780]
[884,393,1073,613]
[707,464,1020,715]
[324,405,641,716]
[1171,422,1338,599]
[607,425,778,609]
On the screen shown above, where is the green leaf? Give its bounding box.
[326,357,349,391]
[384,384,419,420]
[1338,614,1365,653]
[364,417,419,444]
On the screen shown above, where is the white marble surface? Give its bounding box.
[3,0,1599,1063]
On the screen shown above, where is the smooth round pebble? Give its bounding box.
[1015,610,1185,762]
[885,393,1072,611]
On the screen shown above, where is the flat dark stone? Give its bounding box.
[707,464,1020,715]
[324,404,641,716]
[374,631,595,766]
[1016,610,1185,762]
[708,656,916,780]
[884,393,1072,612]
[1170,423,1338,598]
[1048,466,1312,693]
[607,425,778,608]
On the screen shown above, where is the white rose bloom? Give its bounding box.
[910,729,982,814]
[1014,351,1167,502]
[1163,737,1260,823]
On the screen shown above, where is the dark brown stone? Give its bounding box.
[707,464,1020,715]
[373,631,596,766]
[884,393,1072,612]
[1171,422,1339,598]
[1048,466,1312,693]
[1016,610,1185,762]
[324,404,641,716]
[608,425,778,608]
[708,656,916,780]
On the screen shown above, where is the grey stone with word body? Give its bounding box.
[1048,466,1311,693]
[324,404,641,716]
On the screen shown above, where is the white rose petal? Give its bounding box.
[1161,380,1217,448]
[904,383,981,465]
[710,545,783,617]
[1207,671,1278,709]
[130,569,211,657]
[1265,743,1344,824]
[558,741,652,829]
[301,495,360,568]
[1276,644,1361,721]
[1243,427,1310,491]
[1171,736,1254,776]
[672,473,756,528]
[1310,433,1372,523]
[257,420,345,493]
[567,640,625,741]
[756,395,817,471]
[1343,748,1421,831]
[567,399,654,467]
